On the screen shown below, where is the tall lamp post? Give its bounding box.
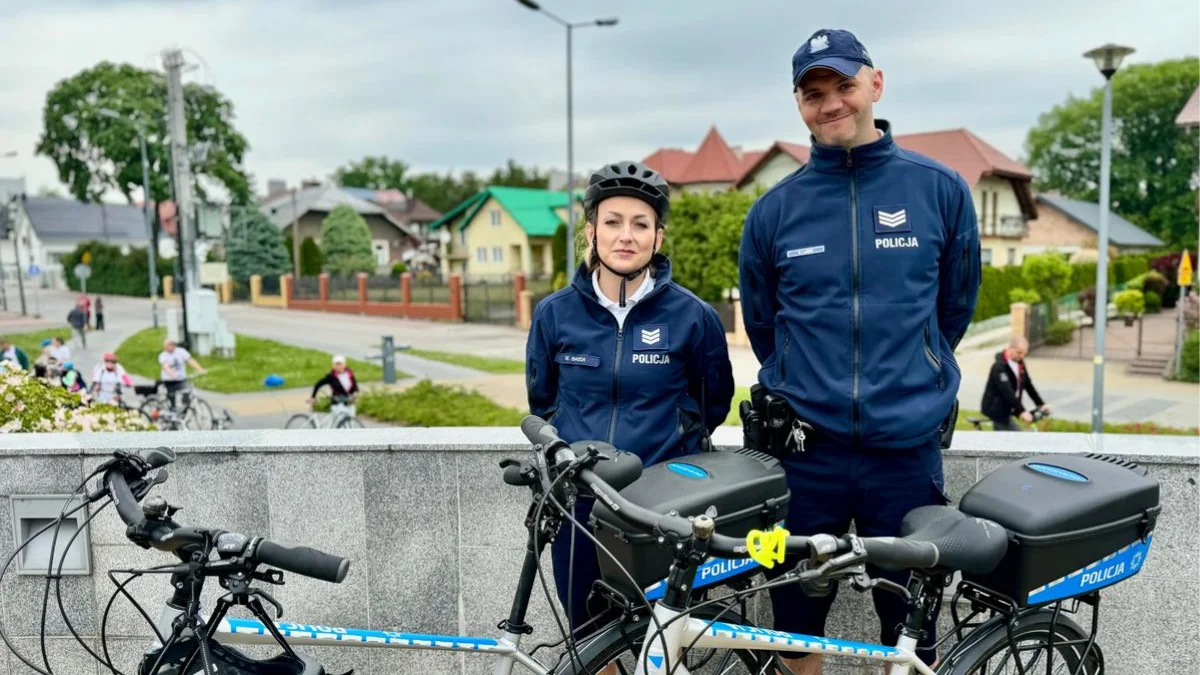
[514,0,618,281]
[96,108,160,328]
[1082,43,1135,433]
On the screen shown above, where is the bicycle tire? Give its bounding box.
[191,398,216,430]
[553,603,768,675]
[138,399,169,431]
[285,414,317,430]
[337,416,364,429]
[937,609,1103,675]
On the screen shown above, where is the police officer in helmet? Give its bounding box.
[526,160,735,635]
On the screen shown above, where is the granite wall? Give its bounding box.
[0,429,1195,674]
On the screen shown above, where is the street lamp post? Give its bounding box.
[97,108,160,328]
[1082,43,1135,433]
[514,0,618,282]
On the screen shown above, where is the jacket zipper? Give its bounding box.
[607,326,625,444]
[923,322,942,388]
[848,151,861,443]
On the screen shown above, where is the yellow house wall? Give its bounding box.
[462,198,529,279]
[739,153,803,193]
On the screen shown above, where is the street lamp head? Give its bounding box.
[595,17,619,26]
[1083,43,1135,79]
[515,0,540,9]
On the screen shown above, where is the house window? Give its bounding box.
[490,210,501,227]
[476,247,487,263]
[1007,248,1017,266]
[492,246,503,262]
[981,248,993,266]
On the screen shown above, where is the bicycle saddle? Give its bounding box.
[899,505,1008,575]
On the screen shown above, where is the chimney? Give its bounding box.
[300,178,322,189]
[267,179,286,195]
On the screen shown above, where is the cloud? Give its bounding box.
[0,0,1196,200]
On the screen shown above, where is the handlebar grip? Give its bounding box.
[254,539,350,583]
[520,415,565,450]
[861,537,939,571]
[105,469,144,527]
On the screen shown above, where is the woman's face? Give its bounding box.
[587,196,661,276]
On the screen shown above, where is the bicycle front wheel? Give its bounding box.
[337,416,364,429]
[938,609,1103,675]
[185,399,215,430]
[285,414,317,430]
[556,603,768,674]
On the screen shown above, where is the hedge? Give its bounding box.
[63,241,174,297]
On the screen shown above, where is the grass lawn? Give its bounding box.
[407,349,525,374]
[956,408,1198,435]
[724,386,751,426]
[358,380,525,426]
[0,327,74,359]
[115,328,394,394]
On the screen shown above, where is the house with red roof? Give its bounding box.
[643,125,1043,267]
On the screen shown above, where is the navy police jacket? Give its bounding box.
[739,120,981,448]
[526,256,735,465]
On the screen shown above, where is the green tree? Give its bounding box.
[665,190,755,302]
[63,241,172,296]
[299,237,324,276]
[320,205,376,276]
[486,159,548,189]
[36,61,252,205]
[1021,252,1073,318]
[334,156,410,190]
[226,210,290,282]
[551,222,568,277]
[1024,58,1199,248]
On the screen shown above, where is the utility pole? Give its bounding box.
[164,49,199,294]
[9,198,27,316]
[139,131,159,328]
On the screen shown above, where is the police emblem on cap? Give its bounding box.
[810,34,829,53]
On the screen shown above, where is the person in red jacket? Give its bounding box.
[307,355,359,404]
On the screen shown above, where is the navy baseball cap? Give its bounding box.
[792,29,874,88]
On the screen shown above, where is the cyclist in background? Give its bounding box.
[981,336,1051,431]
[158,339,207,407]
[307,354,359,405]
[91,352,133,406]
[526,160,734,639]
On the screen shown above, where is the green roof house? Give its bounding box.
[430,186,577,280]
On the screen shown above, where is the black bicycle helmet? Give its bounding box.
[583,161,672,307]
[583,161,671,225]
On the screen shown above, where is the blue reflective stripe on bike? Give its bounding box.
[222,618,500,649]
[1027,535,1151,604]
[705,621,899,657]
[643,557,761,601]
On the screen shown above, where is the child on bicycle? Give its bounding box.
[525,160,734,638]
[91,352,133,406]
[307,355,359,406]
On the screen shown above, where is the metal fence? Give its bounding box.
[260,275,281,296]
[463,277,515,324]
[293,276,320,299]
[366,275,402,303]
[1028,302,1049,347]
[231,279,251,302]
[411,276,451,304]
[329,275,357,301]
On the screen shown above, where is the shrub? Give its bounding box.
[974,265,1027,321]
[63,241,173,297]
[1141,271,1170,296]
[1044,319,1077,346]
[227,210,290,282]
[1180,329,1199,383]
[1114,290,1144,316]
[1021,252,1073,317]
[320,205,376,276]
[0,366,149,433]
[551,270,568,292]
[355,380,524,426]
[1162,284,1181,309]
[1144,290,1162,314]
[390,262,408,279]
[300,237,324,275]
[1008,288,1041,305]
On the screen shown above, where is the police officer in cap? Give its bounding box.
[526,160,734,635]
[739,29,982,671]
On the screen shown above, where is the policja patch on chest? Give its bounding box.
[873,203,918,249]
[632,324,671,364]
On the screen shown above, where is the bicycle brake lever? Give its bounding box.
[251,588,285,619]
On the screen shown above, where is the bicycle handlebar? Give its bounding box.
[102,448,349,584]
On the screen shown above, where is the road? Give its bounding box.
[4,289,1197,430]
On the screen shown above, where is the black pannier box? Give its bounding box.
[958,453,1160,607]
[590,448,790,599]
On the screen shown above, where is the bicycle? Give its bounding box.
[136,377,215,431]
[966,408,1051,431]
[284,395,363,429]
[3,417,1160,675]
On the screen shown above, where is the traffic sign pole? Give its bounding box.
[1175,251,1193,378]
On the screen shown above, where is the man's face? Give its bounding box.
[1010,345,1028,360]
[795,66,883,148]
[164,341,175,353]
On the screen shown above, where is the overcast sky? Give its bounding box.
[1,0,1197,200]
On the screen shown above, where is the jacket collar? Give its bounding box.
[807,119,897,174]
[571,254,673,303]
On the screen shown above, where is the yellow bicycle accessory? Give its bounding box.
[745,526,790,569]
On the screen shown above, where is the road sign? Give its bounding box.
[27,264,40,277]
[1178,251,1193,287]
[81,251,92,265]
[73,263,92,281]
